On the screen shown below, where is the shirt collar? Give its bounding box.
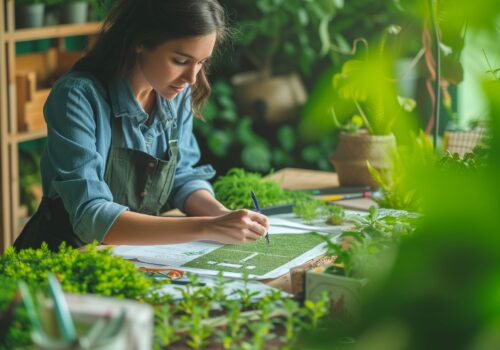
[108,77,146,123]
[108,77,174,126]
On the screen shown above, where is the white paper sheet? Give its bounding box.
[267,210,361,234]
[113,210,358,280]
[114,238,334,280]
[114,241,220,267]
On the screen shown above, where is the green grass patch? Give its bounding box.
[184,233,324,275]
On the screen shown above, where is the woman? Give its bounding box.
[14,0,269,250]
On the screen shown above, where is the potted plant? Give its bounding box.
[220,0,342,123]
[15,0,46,29]
[306,206,418,318]
[329,27,417,187]
[59,0,89,24]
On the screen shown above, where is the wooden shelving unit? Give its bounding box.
[0,0,101,250]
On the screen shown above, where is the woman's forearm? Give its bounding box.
[183,189,230,217]
[103,191,269,246]
[103,210,207,245]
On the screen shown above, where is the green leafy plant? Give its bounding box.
[0,278,30,350]
[19,149,42,215]
[293,201,322,224]
[184,305,212,349]
[483,49,500,81]
[196,81,309,173]
[213,168,312,210]
[368,130,435,211]
[331,26,417,136]
[0,243,159,349]
[325,204,346,225]
[0,242,153,299]
[216,301,245,350]
[320,206,419,278]
[220,0,344,76]
[301,292,330,330]
[293,200,346,225]
[437,147,489,172]
[153,304,181,348]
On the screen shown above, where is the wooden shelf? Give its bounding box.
[5,22,101,42]
[9,128,47,143]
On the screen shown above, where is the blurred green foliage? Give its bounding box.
[300,20,500,348]
[196,80,336,173]
[219,0,344,76]
[0,278,30,350]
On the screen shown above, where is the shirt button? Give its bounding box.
[148,161,155,169]
[140,191,147,198]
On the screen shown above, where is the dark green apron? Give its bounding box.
[13,91,179,251]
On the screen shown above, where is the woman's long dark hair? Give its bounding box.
[73,0,228,118]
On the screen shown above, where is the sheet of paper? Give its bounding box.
[113,210,358,280]
[114,241,220,266]
[267,210,362,234]
[114,233,335,280]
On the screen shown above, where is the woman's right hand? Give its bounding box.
[204,209,269,244]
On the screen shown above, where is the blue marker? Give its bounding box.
[251,191,270,244]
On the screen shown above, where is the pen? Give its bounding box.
[251,191,270,244]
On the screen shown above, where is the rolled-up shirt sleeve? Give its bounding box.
[169,88,216,212]
[44,79,128,243]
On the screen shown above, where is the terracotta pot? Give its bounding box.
[330,131,396,187]
[231,71,307,123]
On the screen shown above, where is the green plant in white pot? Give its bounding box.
[330,27,417,187]
[59,0,89,24]
[15,0,46,29]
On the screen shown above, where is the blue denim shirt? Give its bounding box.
[40,71,216,243]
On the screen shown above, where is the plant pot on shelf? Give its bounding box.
[231,71,307,123]
[330,131,396,187]
[306,270,368,319]
[60,1,89,24]
[15,4,46,29]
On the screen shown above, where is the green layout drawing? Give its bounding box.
[183,233,324,275]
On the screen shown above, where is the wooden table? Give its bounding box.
[266,168,377,211]
[116,168,376,295]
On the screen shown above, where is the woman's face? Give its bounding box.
[137,33,217,100]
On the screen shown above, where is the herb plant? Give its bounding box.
[213,168,312,210]
[319,207,419,278]
[293,200,346,225]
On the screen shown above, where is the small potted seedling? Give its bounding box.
[306,232,370,320]
[293,200,347,226]
[306,207,417,319]
[15,0,46,28]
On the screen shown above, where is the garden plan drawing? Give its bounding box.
[184,233,325,275]
[113,232,328,279]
